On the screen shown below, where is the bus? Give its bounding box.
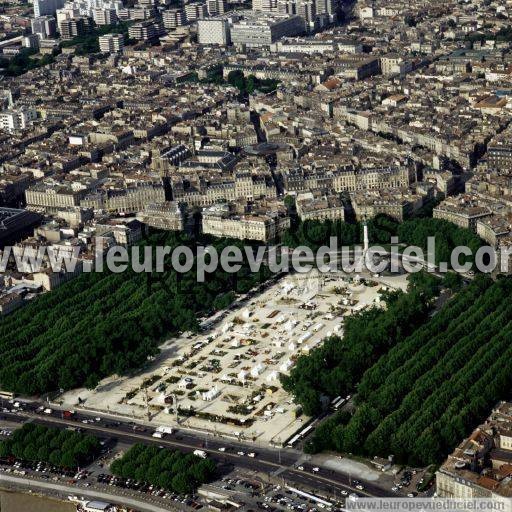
[0,390,15,401]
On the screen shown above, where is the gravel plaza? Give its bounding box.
[59,270,408,446]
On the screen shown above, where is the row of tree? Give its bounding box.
[0,231,270,394]
[0,215,484,396]
[0,424,101,469]
[306,276,512,465]
[282,215,483,268]
[280,271,442,416]
[110,444,216,495]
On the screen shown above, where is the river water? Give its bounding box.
[0,490,74,512]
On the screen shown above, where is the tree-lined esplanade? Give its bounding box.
[0,232,270,394]
[298,276,512,465]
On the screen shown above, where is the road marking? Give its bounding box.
[8,411,376,497]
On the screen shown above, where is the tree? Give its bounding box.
[443,272,462,291]
[172,473,194,494]
[227,70,246,92]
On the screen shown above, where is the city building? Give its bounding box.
[59,16,93,40]
[437,401,512,512]
[128,19,163,41]
[202,203,290,242]
[0,207,41,247]
[252,0,278,12]
[230,13,304,48]
[433,196,493,232]
[163,8,186,29]
[198,17,231,45]
[93,7,118,25]
[0,108,37,133]
[33,0,65,17]
[99,33,124,53]
[31,15,57,39]
[0,293,23,316]
[351,189,425,222]
[207,0,226,16]
[140,201,186,231]
[184,2,208,22]
[81,181,166,214]
[296,193,345,221]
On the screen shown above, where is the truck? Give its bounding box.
[193,450,208,459]
[155,426,173,435]
[152,426,173,438]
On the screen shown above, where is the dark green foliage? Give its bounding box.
[0,424,100,468]
[0,231,270,395]
[281,215,482,268]
[307,276,512,465]
[110,444,216,494]
[227,70,279,95]
[0,48,56,76]
[466,25,512,43]
[60,21,133,55]
[282,218,361,250]
[397,218,483,268]
[202,65,224,85]
[280,271,441,416]
[0,215,486,396]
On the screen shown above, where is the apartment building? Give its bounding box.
[81,181,166,214]
[333,166,411,192]
[437,402,512,512]
[59,16,93,40]
[172,173,277,207]
[202,203,290,242]
[140,202,186,231]
[33,0,64,17]
[31,16,57,39]
[198,17,231,45]
[433,196,493,232]
[351,189,424,222]
[99,33,124,53]
[93,7,117,25]
[207,0,226,16]
[128,19,163,41]
[0,207,41,246]
[184,2,208,22]
[230,14,304,48]
[296,193,345,221]
[26,183,92,213]
[163,8,186,29]
[0,108,37,133]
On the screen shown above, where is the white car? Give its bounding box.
[341,490,348,496]
[297,466,304,471]
[218,447,226,452]
[312,467,320,472]
[356,484,364,490]
[237,451,245,456]
[248,452,256,458]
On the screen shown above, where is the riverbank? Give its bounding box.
[0,488,74,512]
